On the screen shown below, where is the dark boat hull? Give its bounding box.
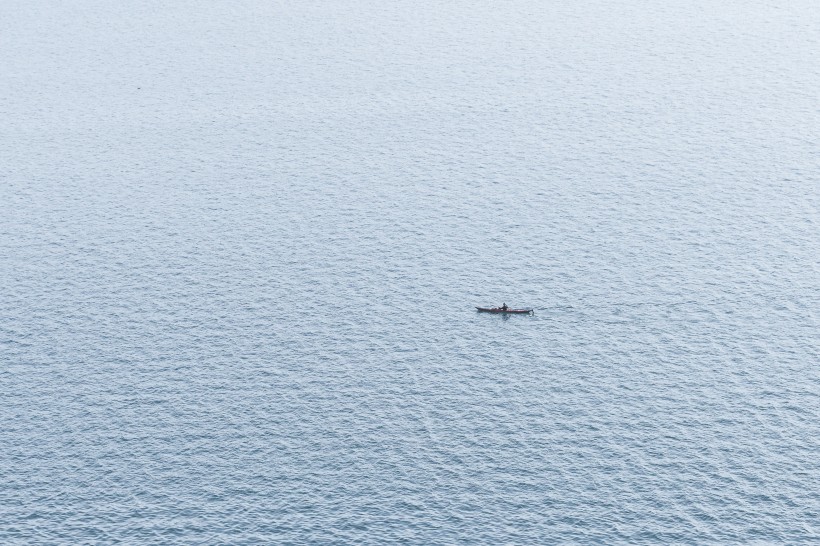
[476,307,533,314]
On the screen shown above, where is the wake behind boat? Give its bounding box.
[476,306,533,314]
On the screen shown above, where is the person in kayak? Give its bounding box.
[501,303,508,311]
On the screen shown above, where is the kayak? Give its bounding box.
[476,307,533,314]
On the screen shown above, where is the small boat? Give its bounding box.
[476,307,534,314]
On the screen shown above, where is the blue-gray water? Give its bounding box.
[2,0,819,543]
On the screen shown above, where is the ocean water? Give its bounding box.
[2,0,819,543]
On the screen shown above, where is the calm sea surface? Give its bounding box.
[2,0,819,543]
